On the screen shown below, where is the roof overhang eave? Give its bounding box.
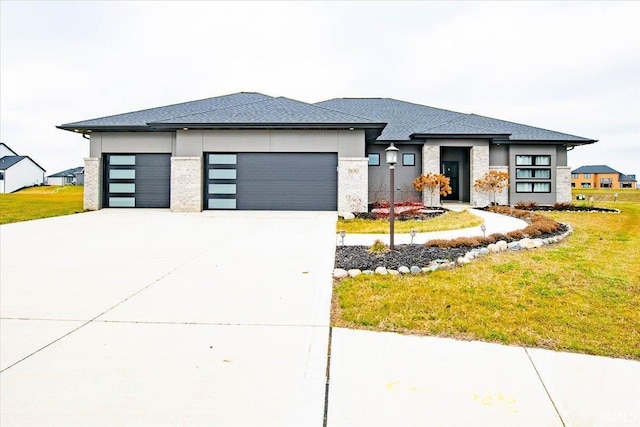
[56,125,159,133]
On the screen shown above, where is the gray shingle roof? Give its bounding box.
[620,174,636,182]
[0,156,27,169]
[0,155,45,172]
[572,165,620,174]
[58,92,596,145]
[48,167,84,178]
[149,97,382,127]
[316,98,595,143]
[59,92,273,129]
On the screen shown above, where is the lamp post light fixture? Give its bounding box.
[480,224,487,237]
[385,143,399,250]
[410,229,417,244]
[339,230,346,246]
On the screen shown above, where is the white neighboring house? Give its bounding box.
[0,143,46,193]
[47,167,84,186]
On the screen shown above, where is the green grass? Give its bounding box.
[337,210,483,233]
[0,186,85,224]
[333,189,640,360]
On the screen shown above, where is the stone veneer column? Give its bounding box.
[470,145,490,206]
[83,157,101,211]
[338,157,368,212]
[489,166,510,205]
[170,157,203,212]
[422,145,440,206]
[556,166,572,203]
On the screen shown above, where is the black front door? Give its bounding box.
[441,161,459,200]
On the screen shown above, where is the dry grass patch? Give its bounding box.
[333,193,640,360]
[337,210,483,234]
[0,186,84,224]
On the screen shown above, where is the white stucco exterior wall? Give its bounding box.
[338,158,368,212]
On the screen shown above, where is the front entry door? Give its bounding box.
[441,161,459,200]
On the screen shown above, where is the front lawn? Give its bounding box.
[0,186,85,224]
[337,210,483,234]
[332,190,640,360]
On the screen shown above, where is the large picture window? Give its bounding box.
[368,153,380,166]
[515,154,552,193]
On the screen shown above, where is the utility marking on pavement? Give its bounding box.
[385,381,520,414]
[0,248,211,374]
[525,347,566,426]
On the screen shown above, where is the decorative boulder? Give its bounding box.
[398,266,410,274]
[348,269,362,277]
[374,266,388,275]
[333,268,348,278]
[338,212,355,220]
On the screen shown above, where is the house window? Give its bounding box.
[583,173,591,178]
[65,176,73,184]
[368,153,380,166]
[516,155,551,166]
[516,182,551,193]
[516,168,551,179]
[571,173,579,179]
[0,171,4,180]
[402,153,415,166]
[581,183,591,188]
[514,154,551,193]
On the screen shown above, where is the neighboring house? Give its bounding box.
[571,165,637,190]
[47,167,84,186]
[57,92,596,212]
[0,143,46,194]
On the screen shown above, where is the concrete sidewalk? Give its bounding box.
[327,328,640,426]
[337,209,528,246]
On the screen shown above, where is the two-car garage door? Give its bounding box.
[205,153,337,211]
[104,152,338,211]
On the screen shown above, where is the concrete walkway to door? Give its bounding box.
[1,210,336,426]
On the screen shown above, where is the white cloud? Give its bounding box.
[1,0,638,177]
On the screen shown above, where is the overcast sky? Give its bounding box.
[1,1,639,179]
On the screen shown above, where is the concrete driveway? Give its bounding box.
[1,210,336,426]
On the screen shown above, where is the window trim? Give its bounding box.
[402,153,415,166]
[515,182,551,193]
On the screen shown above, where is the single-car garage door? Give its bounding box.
[103,154,170,208]
[205,152,337,211]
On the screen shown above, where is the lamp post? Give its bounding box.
[385,143,399,250]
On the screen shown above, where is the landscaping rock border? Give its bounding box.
[333,224,573,279]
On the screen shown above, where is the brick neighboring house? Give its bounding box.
[571,165,638,189]
[57,92,597,212]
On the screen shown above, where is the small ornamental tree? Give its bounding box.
[413,173,452,208]
[473,171,510,206]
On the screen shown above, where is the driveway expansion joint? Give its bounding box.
[524,347,566,427]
